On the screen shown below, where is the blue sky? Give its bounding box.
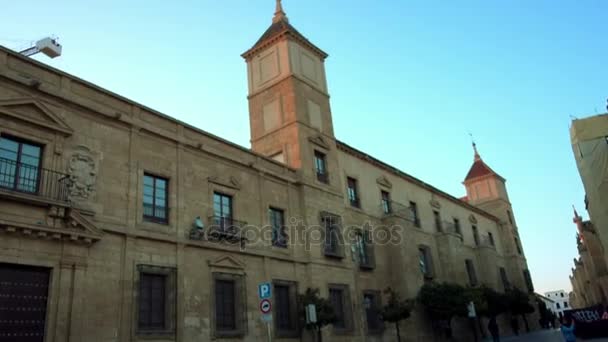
[3,0,607,294]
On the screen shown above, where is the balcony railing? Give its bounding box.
[0,157,69,203]
[207,216,247,243]
[379,201,420,226]
[316,171,329,184]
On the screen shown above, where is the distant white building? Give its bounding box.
[545,290,571,317]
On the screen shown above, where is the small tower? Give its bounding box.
[463,142,510,206]
[242,0,338,183]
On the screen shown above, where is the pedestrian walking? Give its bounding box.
[560,316,576,342]
[511,316,520,335]
[488,316,500,342]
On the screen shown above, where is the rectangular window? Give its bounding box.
[514,237,522,255]
[472,225,480,246]
[314,151,328,183]
[381,190,391,214]
[321,212,343,258]
[465,259,478,286]
[269,207,287,247]
[556,302,561,309]
[418,246,433,278]
[347,177,360,207]
[488,232,495,246]
[433,211,442,232]
[136,265,176,335]
[274,281,297,337]
[139,273,166,330]
[329,284,352,333]
[523,269,534,293]
[499,267,510,291]
[213,273,245,337]
[355,230,375,269]
[0,135,42,193]
[213,192,234,232]
[363,291,383,334]
[453,218,461,234]
[409,201,420,227]
[564,302,568,308]
[143,174,168,223]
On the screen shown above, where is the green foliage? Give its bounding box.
[467,285,509,318]
[380,287,413,323]
[506,288,535,315]
[417,282,470,321]
[297,287,336,331]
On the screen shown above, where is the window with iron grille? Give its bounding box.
[418,246,434,278]
[355,230,374,269]
[363,290,383,334]
[274,281,297,337]
[269,207,287,247]
[215,279,236,331]
[472,225,480,246]
[453,218,461,235]
[0,135,42,193]
[314,151,328,183]
[321,212,343,258]
[136,265,176,336]
[514,237,522,255]
[523,269,534,293]
[213,273,245,337]
[139,273,166,330]
[329,284,353,333]
[465,259,478,286]
[409,201,420,227]
[346,177,360,207]
[433,211,442,232]
[381,190,391,214]
[499,267,510,291]
[143,174,168,223]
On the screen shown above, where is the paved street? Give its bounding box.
[484,329,608,342]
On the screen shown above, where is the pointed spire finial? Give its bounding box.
[573,205,580,222]
[273,0,289,23]
[469,133,481,161]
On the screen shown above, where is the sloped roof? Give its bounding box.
[241,17,328,59]
[464,144,504,182]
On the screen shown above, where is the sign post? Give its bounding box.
[258,282,273,342]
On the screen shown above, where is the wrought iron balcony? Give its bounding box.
[0,157,69,203]
[379,201,420,227]
[316,171,329,184]
[207,216,247,243]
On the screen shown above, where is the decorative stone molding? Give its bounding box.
[67,145,98,202]
[208,255,245,270]
[469,214,478,224]
[0,208,103,245]
[0,98,73,136]
[308,134,330,150]
[207,176,241,190]
[429,198,441,209]
[376,176,392,189]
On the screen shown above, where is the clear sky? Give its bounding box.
[2,0,607,294]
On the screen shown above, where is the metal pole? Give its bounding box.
[267,322,272,342]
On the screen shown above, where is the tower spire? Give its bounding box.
[469,133,481,161]
[273,0,288,23]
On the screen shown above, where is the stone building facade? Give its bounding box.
[0,2,535,341]
[569,113,608,309]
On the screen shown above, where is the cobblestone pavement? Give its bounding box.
[483,329,608,342]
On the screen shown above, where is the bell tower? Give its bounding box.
[242,0,337,181]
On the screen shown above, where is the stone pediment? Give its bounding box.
[207,176,241,190]
[308,135,330,150]
[0,208,102,245]
[376,176,392,189]
[0,98,73,136]
[208,255,245,270]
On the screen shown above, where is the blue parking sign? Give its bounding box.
[258,282,271,299]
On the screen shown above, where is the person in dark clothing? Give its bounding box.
[488,316,500,342]
[511,316,520,335]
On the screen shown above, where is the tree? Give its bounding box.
[380,287,413,342]
[506,288,535,332]
[418,282,470,338]
[297,288,336,342]
[467,286,509,338]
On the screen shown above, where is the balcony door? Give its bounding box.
[0,136,42,193]
[213,192,233,231]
